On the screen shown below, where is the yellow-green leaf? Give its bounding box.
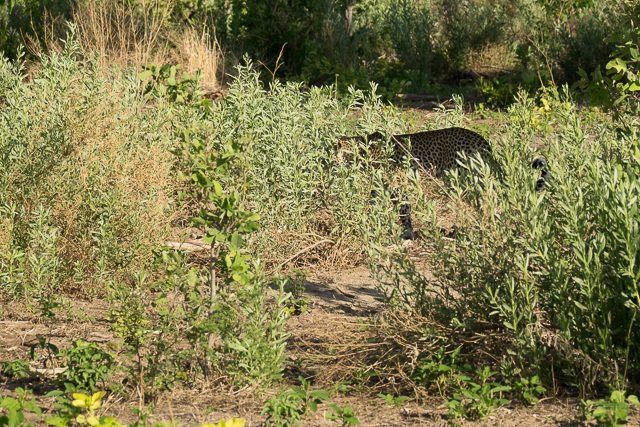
[72,393,89,408]
[202,418,246,427]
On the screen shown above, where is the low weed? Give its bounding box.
[59,340,114,392]
[514,376,546,406]
[447,367,511,421]
[326,403,359,426]
[412,346,464,397]
[0,360,32,380]
[262,378,331,427]
[0,388,247,427]
[46,391,123,427]
[377,393,411,407]
[582,390,640,427]
[0,388,42,427]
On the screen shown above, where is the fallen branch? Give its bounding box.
[271,239,334,273]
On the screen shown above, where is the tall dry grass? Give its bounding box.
[31,0,224,91]
[71,0,170,67]
[175,27,224,92]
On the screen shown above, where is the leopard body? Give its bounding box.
[337,127,548,239]
[360,127,493,176]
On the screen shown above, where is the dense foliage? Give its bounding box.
[2,0,638,96]
[1,1,640,424]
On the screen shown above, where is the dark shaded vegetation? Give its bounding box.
[2,0,638,101]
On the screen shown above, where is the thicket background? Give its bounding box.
[2,0,637,97]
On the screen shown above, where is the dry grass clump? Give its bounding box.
[288,308,504,397]
[175,27,224,93]
[31,0,225,93]
[71,0,171,67]
[467,42,519,76]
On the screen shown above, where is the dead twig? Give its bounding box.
[270,239,334,273]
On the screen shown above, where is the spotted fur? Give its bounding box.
[340,127,493,176]
[337,128,548,239]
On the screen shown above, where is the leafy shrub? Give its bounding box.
[0,360,32,380]
[262,377,331,427]
[582,390,640,427]
[59,340,114,392]
[576,21,640,113]
[0,388,43,427]
[0,34,176,300]
[105,63,293,397]
[326,403,359,426]
[201,63,416,266]
[514,376,546,406]
[447,367,511,421]
[368,87,640,393]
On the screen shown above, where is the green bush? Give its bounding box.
[0,36,176,301]
[105,63,293,396]
[369,87,640,392]
[582,390,640,427]
[58,340,114,392]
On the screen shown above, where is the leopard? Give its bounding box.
[379,127,493,175]
[337,127,550,239]
[338,127,494,177]
[339,127,550,183]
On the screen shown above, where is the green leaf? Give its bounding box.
[606,57,628,74]
[610,390,626,403]
[192,170,209,187]
[310,390,330,402]
[491,385,512,393]
[628,82,640,91]
[573,300,587,310]
[0,398,19,411]
[213,180,223,197]
[613,404,629,422]
[45,415,69,427]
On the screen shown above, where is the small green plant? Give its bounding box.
[26,206,63,319]
[262,377,330,427]
[326,404,359,426]
[276,272,308,316]
[108,271,152,399]
[377,393,411,407]
[139,63,201,104]
[46,391,124,427]
[1,360,32,380]
[202,419,246,427]
[59,340,114,392]
[514,376,546,406]
[576,24,640,112]
[477,76,523,108]
[447,367,511,421]
[412,346,461,396]
[582,390,640,427]
[0,388,43,427]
